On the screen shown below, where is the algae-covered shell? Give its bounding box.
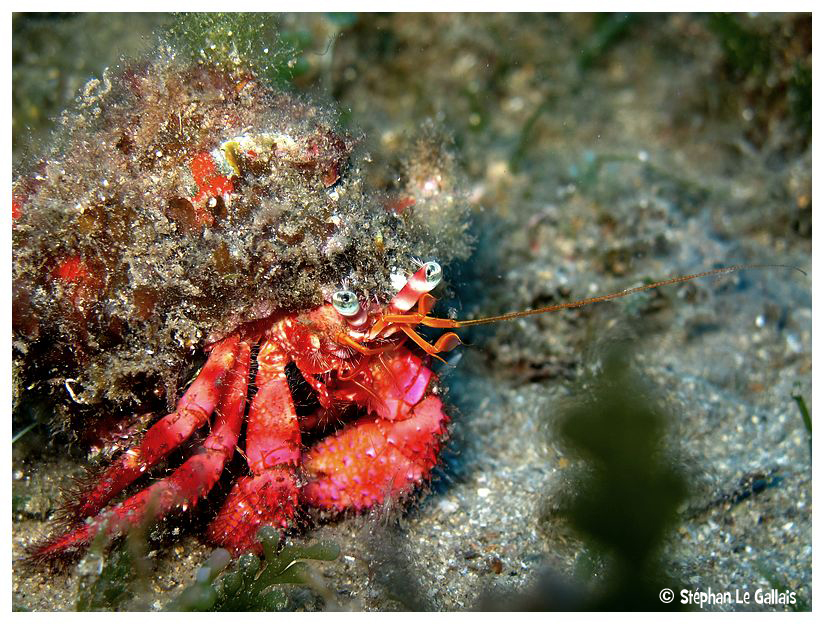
[12,51,469,419]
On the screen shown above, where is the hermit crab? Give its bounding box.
[30,258,462,558]
[13,51,780,565]
[12,51,474,560]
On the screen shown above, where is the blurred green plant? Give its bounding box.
[705,13,811,148]
[557,346,687,609]
[577,13,639,72]
[707,13,772,78]
[480,344,689,610]
[791,384,811,451]
[789,62,812,131]
[168,526,340,611]
[76,546,140,611]
[485,344,690,611]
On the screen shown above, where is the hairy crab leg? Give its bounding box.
[298,370,333,409]
[207,336,301,555]
[302,348,448,511]
[63,336,241,521]
[28,342,251,562]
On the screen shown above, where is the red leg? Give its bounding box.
[63,336,241,521]
[300,370,332,408]
[302,349,449,512]
[207,337,301,555]
[29,342,251,562]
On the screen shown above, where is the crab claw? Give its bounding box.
[302,348,449,511]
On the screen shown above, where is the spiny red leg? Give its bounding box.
[300,370,332,409]
[207,336,301,555]
[29,342,251,562]
[65,336,241,521]
[302,348,449,512]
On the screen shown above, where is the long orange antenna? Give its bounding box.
[422,264,805,330]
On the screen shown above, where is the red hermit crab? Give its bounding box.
[31,260,461,558]
[24,245,760,562]
[13,52,473,562]
[13,49,774,566]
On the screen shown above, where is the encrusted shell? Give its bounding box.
[12,52,470,418]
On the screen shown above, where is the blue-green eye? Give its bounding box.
[423,261,442,286]
[332,290,360,317]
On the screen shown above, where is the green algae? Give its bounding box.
[165,13,303,88]
[548,345,687,610]
[169,526,340,611]
[165,13,359,90]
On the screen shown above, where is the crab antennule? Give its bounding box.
[419,264,801,330]
[62,336,241,521]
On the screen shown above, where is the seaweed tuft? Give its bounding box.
[169,526,340,611]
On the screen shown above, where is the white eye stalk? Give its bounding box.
[423,261,442,286]
[332,290,361,317]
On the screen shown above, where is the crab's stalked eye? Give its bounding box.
[332,290,360,317]
[423,261,442,286]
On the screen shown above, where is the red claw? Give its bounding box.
[302,350,448,512]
